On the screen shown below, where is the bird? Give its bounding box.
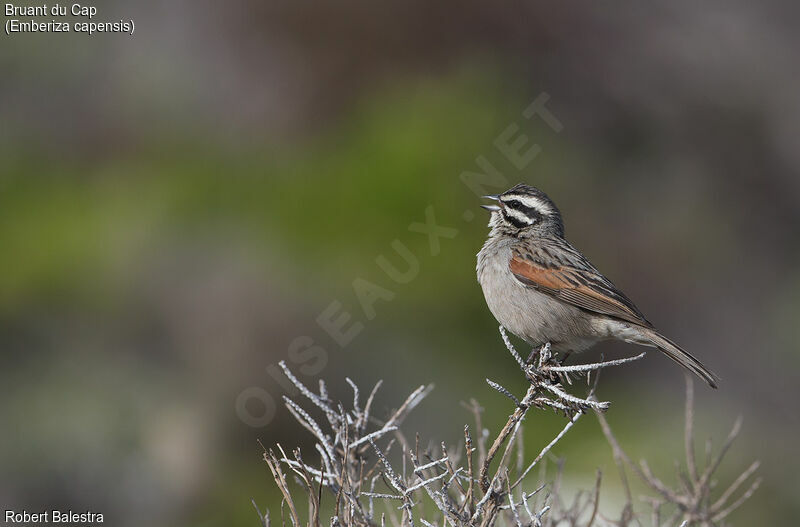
[476,183,718,388]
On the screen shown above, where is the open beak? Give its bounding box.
[480,194,501,212]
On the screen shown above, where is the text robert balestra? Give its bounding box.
[5,510,104,523]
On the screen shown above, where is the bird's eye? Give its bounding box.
[499,197,544,227]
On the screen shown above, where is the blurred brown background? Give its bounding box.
[2,1,799,525]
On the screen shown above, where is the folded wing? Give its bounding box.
[509,248,652,328]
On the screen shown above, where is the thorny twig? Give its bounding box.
[262,328,757,527]
[595,376,760,526]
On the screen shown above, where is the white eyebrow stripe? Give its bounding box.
[501,194,553,215]
[502,207,534,224]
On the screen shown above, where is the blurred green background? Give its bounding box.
[2,1,799,525]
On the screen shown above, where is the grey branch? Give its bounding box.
[264,330,757,527]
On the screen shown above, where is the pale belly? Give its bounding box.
[477,243,600,353]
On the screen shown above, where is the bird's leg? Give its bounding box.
[525,347,539,365]
[558,350,573,366]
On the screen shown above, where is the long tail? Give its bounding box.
[641,328,719,389]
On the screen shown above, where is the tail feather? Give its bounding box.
[641,329,719,389]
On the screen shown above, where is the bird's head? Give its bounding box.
[482,183,564,238]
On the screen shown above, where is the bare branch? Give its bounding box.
[512,411,582,489]
[544,352,645,373]
[711,460,760,513]
[684,376,698,485]
[499,325,526,370]
[486,378,520,406]
[711,476,762,522]
[264,333,757,527]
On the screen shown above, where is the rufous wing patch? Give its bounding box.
[509,255,651,327]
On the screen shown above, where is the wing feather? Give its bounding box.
[509,248,652,327]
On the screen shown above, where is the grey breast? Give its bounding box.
[476,236,598,352]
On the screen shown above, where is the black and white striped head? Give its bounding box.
[481,184,564,237]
